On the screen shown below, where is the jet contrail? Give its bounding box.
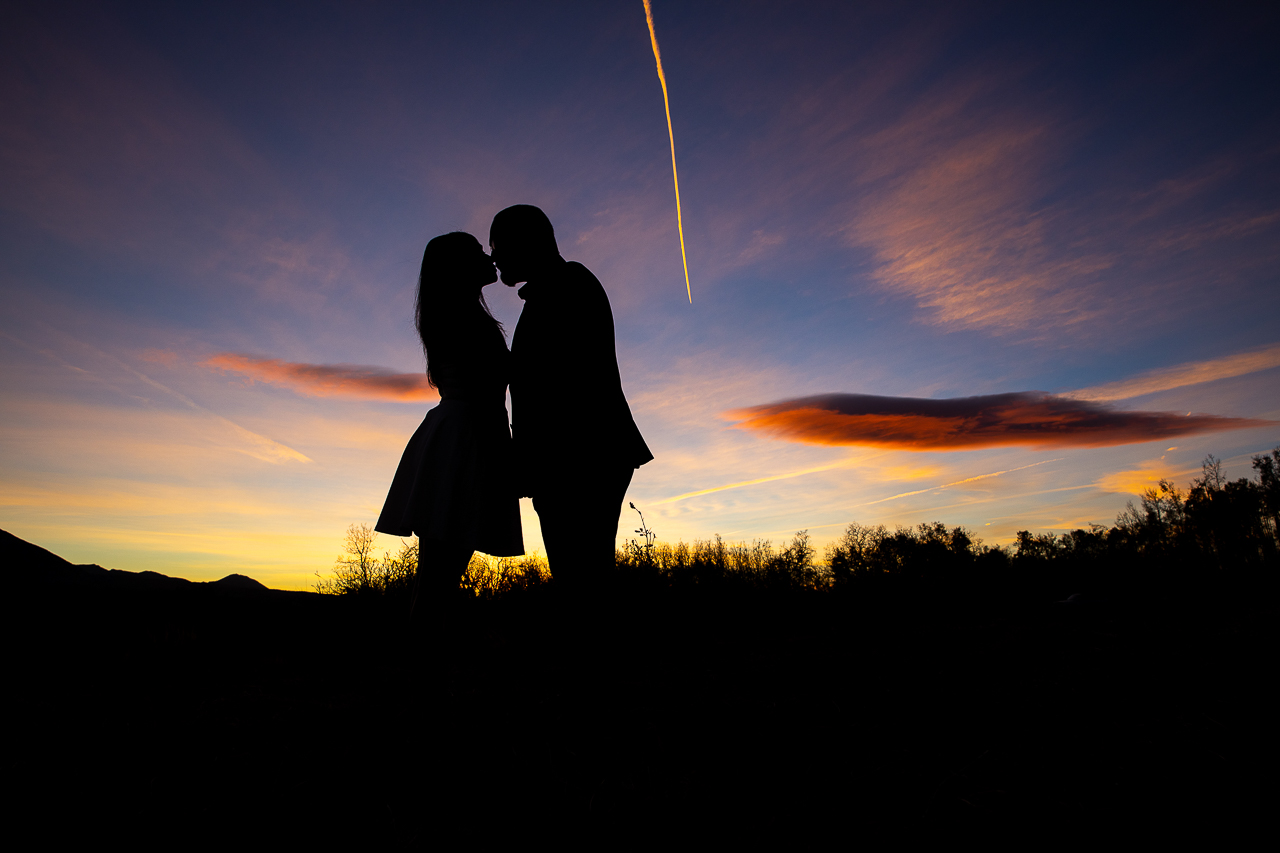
[851,459,1063,507]
[643,0,691,303]
[651,457,1062,507]
[651,458,859,505]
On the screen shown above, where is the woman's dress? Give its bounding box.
[374,326,524,557]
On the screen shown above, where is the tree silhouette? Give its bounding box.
[315,523,416,595]
[1253,448,1280,535]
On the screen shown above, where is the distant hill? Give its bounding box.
[0,528,272,593]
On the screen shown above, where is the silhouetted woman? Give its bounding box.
[375,232,523,618]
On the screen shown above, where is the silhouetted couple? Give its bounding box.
[375,205,652,615]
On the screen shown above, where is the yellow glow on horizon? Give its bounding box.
[8,516,345,590]
[643,0,692,303]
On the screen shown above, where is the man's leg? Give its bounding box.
[587,465,633,572]
[534,465,633,592]
[534,497,576,585]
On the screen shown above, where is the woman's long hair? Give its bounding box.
[415,232,504,388]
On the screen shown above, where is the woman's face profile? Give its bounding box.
[444,238,497,291]
[474,245,499,288]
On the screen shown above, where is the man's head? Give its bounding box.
[489,204,560,286]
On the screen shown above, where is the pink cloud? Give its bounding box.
[1069,343,1280,401]
[205,354,436,403]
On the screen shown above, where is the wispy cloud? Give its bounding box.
[701,34,1280,340]
[843,104,1280,338]
[1069,342,1280,401]
[847,97,1111,334]
[2,329,311,465]
[725,392,1270,451]
[206,353,436,403]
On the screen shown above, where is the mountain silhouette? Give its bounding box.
[2,527,274,593]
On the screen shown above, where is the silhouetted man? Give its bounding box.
[490,205,653,591]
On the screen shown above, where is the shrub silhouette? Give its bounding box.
[315,523,551,599]
[461,552,551,599]
[318,447,1279,599]
[315,523,416,596]
[613,523,829,593]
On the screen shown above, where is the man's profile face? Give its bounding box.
[490,239,526,287]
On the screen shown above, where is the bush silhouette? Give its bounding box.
[461,552,551,599]
[318,447,1279,600]
[315,523,551,599]
[314,523,416,596]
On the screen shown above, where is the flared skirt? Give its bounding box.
[374,399,524,557]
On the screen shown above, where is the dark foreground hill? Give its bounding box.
[4,528,1272,844]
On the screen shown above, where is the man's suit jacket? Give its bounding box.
[510,258,653,493]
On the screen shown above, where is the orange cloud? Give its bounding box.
[1096,464,1184,496]
[725,393,1270,451]
[206,354,437,403]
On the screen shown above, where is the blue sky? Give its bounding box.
[2,1,1277,587]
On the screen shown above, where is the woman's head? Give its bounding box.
[419,231,497,298]
[415,232,503,386]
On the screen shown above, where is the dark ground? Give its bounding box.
[5,529,1272,844]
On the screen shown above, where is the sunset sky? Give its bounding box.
[3,2,1277,589]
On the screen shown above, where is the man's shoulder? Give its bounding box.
[564,260,596,278]
[561,261,611,306]
[563,261,602,288]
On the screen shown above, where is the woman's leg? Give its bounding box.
[412,537,473,624]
